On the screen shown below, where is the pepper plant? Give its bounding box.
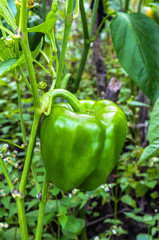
[1,0,159,239]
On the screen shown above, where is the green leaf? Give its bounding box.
[0,58,17,76]
[27,18,57,35]
[0,228,21,240]
[136,234,152,240]
[0,1,17,31]
[0,38,14,60]
[121,194,136,208]
[134,182,148,197]
[59,215,85,236]
[127,100,149,107]
[9,203,17,217]
[0,208,7,218]
[138,96,159,165]
[26,199,38,211]
[1,196,11,209]
[151,227,158,236]
[124,212,143,222]
[110,12,159,104]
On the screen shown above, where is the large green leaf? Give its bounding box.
[110,13,159,104]
[138,96,159,164]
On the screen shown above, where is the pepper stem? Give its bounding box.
[41,89,85,115]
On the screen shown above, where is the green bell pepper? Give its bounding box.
[40,98,127,191]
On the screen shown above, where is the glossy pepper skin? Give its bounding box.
[40,100,127,191]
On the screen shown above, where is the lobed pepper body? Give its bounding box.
[40,100,127,191]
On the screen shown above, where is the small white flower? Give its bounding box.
[0,223,3,228]
[72,188,78,194]
[68,193,72,198]
[4,223,8,228]
[13,150,18,154]
[104,186,110,192]
[112,229,117,235]
[3,158,8,162]
[1,193,6,197]
[94,236,99,240]
[3,144,8,149]
[36,141,40,146]
[6,151,10,155]
[15,163,18,168]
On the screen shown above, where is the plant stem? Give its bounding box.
[73,0,99,91]
[35,174,49,240]
[114,163,119,220]
[50,89,85,113]
[0,156,14,192]
[20,0,41,109]
[18,67,32,93]
[91,12,116,42]
[31,163,41,193]
[41,0,46,20]
[147,225,151,239]
[56,38,68,75]
[89,0,100,37]
[78,207,87,240]
[124,0,130,13]
[16,199,29,240]
[55,0,74,88]
[137,0,143,13]
[19,112,41,195]
[61,73,72,89]
[16,79,27,144]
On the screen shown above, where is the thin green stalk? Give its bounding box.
[40,50,56,77]
[73,43,90,90]
[58,222,61,240]
[73,0,99,91]
[0,25,19,39]
[61,73,72,89]
[147,225,151,240]
[19,113,41,195]
[41,0,46,20]
[55,0,74,88]
[73,0,90,91]
[124,0,130,13]
[0,156,14,191]
[31,163,41,193]
[119,0,124,10]
[137,0,143,13]
[35,174,49,240]
[114,163,119,220]
[16,79,27,144]
[16,199,29,240]
[78,207,87,240]
[20,0,41,109]
[89,0,100,37]
[55,38,68,75]
[18,67,32,93]
[91,12,116,42]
